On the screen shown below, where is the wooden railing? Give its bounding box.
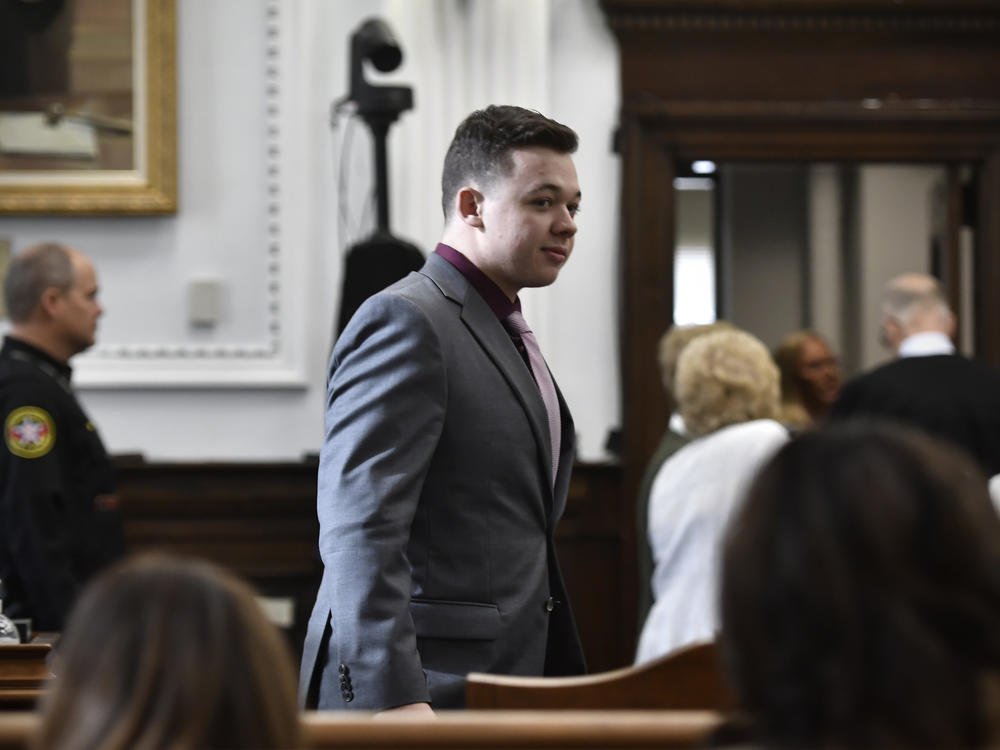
[0,710,723,750]
[0,637,56,711]
[466,642,735,711]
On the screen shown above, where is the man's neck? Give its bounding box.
[438,228,519,302]
[8,326,71,364]
[435,237,519,302]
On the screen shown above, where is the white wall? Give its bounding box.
[674,186,716,325]
[857,165,945,371]
[0,0,623,462]
[542,0,622,459]
[720,165,808,350]
[807,164,844,350]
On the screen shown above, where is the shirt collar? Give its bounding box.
[669,412,689,438]
[2,335,74,381]
[434,243,519,320]
[898,331,956,358]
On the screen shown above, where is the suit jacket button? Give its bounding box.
[338,663,350,676]
[344,691,354,703]
[544,596,555,613]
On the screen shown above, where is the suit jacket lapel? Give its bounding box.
[421,255,555,515]
[552,383,575,523]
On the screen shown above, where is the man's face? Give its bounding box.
[469,146,580,300]
[52,252,103,355]
[797,337,841,409]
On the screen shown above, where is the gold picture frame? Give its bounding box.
[0,0,176,215]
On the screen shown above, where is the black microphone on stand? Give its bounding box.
[334,18,424,339]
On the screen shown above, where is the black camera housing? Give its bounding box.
[349,18,413,119]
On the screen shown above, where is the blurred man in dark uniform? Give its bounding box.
[0,242,125,632]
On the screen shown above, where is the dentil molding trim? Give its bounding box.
[79,0,304,389]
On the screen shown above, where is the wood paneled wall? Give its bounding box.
[114,458,626,672]
[115,457,323,660]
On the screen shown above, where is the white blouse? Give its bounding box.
[635,419,788,664]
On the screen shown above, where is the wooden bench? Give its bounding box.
[0,636,56,711]
[467,641,735,710]
[2,639,734,714]
[0,710,723,750]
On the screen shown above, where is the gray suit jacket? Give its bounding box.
[300,253,585,710]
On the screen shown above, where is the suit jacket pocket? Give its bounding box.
[410,599,500,640]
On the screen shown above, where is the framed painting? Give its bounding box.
[0,0,176,214]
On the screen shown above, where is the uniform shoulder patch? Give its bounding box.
[5,406,56,459]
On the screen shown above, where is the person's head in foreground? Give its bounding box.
[33,553,301,750]
[721,422,1000,749]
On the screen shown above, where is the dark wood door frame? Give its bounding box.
[602,0,1000,653]
[619,98,1000,475]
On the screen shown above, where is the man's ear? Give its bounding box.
[456,187,484,228]
[880,315,905,352]
[945,310,957,340]
[37,287,63,319]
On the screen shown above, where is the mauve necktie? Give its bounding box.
[504,310,560,486]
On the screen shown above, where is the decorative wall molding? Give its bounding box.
[78,0,303,389]
[263,0,284,360]
[604,12,1000,33]
[600,0,1000,34]
[625,97,1000,122]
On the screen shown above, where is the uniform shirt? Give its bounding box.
[0,336,125,631]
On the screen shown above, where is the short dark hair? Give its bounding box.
[441,105,578,218]
[3,243,74,323]
[33,554,302,750]
[720,422,1000,749]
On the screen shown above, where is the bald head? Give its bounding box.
[881,272,954,353]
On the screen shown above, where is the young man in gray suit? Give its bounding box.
[300,105,587,713]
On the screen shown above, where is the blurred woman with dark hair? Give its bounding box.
[33,553,302,750]
[721,423,1000,749]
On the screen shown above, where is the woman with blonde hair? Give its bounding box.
[33,553,302,750]
[636,329,788,663]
